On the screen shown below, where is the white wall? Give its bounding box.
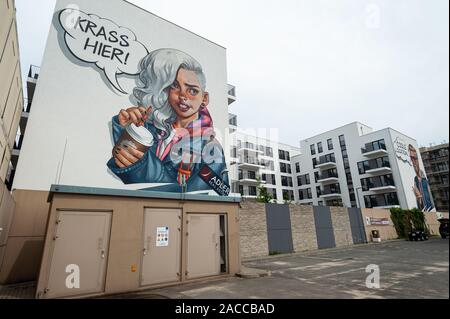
[13,0,229,192]
[388,129,434,210]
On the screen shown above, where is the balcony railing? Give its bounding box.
[319,171,338,180]
[361,140,387,154]
[322,188,341,195]
[318,154,336,165]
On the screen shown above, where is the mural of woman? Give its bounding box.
[409,144,434,212]
[107,48,230,195]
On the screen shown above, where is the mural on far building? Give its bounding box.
[409,145,434,212]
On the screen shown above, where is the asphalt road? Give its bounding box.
[149,238,449,299]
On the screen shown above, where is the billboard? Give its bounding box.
[13,0,231,196]
[391,132,435,211]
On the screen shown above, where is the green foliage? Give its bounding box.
[390,207,406,238]
[256,178,273,204]
[390,208,429,238]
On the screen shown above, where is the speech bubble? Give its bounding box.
[59,8,148,94]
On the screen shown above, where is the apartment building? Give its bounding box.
[420,143,449,212]
[228,118,301,202]
[291,122,433,210]
[0,0,24,189]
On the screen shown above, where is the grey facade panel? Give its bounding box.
[348,207,367,244]
[265,203,294,254]
[313,206,336,249]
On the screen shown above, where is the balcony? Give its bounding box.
[27,65,40,101]
[315,157,337,170]
[238,157,264,170]
[361,142,387,158]
[320,191,342,199]
[369,185,397,192]
[317,172,339,184]
[365,167,392,175]
[238,145,263,155]
[320,185,341,199]
[238,172,264,185]
[228,84,236,105]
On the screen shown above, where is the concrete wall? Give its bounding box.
[239,200,269,259]
[289,204,318,252]
[1,0,23,184]
[330,206,353,247]
[0,182,15,269]
[0,190,50,284]
[361,208,398,241]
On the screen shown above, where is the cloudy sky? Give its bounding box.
[15,0,449,147]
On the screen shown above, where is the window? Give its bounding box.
[327,139,334,150]
[280,163,292,174]
[281,176,293,187]
[247,171,256,180]
[307,188,313,199]
[230,147,237,158]
[358,156,390,174]
[317,142,323,153]
[314,171,319,183]
[266,147,273,157]
[364,192,399,208]
[318,153,335,164]
[339,135,346,147]
[316,186,322,197]
[298,190,304,200]
[312,158,317,168]
[297,174,310,186]
[283,190,293,201]
[248,186,257,196]
[362,139,386,153]
[295,162,300,173]
[261,159,274,171]
[263,174,276,185]
[279,149,290,161]
[310,144,316,155]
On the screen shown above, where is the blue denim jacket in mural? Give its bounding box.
[106,116,230,195]
[414,174,434,212]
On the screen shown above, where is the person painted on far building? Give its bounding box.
[409,144,434,212]
[107,48,230,196]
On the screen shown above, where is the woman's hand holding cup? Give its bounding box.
[118,106,152,127]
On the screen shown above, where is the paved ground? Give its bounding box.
[1,238,448,299]
[149,238,449,299]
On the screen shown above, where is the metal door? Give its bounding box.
[348,208,367,244]
[265,203,294,254]
[45,211,111,298]
[186,214,220,279]
[141,208,181,286]
[313,206,336,249]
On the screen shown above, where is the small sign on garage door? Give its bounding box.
[156,227,169,247]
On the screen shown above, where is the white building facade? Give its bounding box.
[291,122,433,210]
[227,119,301,202]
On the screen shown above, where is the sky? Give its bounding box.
[14,0,449,148]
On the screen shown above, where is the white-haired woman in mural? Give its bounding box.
[107,48,230,195]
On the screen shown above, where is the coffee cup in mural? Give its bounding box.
[115,124,154,155]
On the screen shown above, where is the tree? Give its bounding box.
[256,178,273,203]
